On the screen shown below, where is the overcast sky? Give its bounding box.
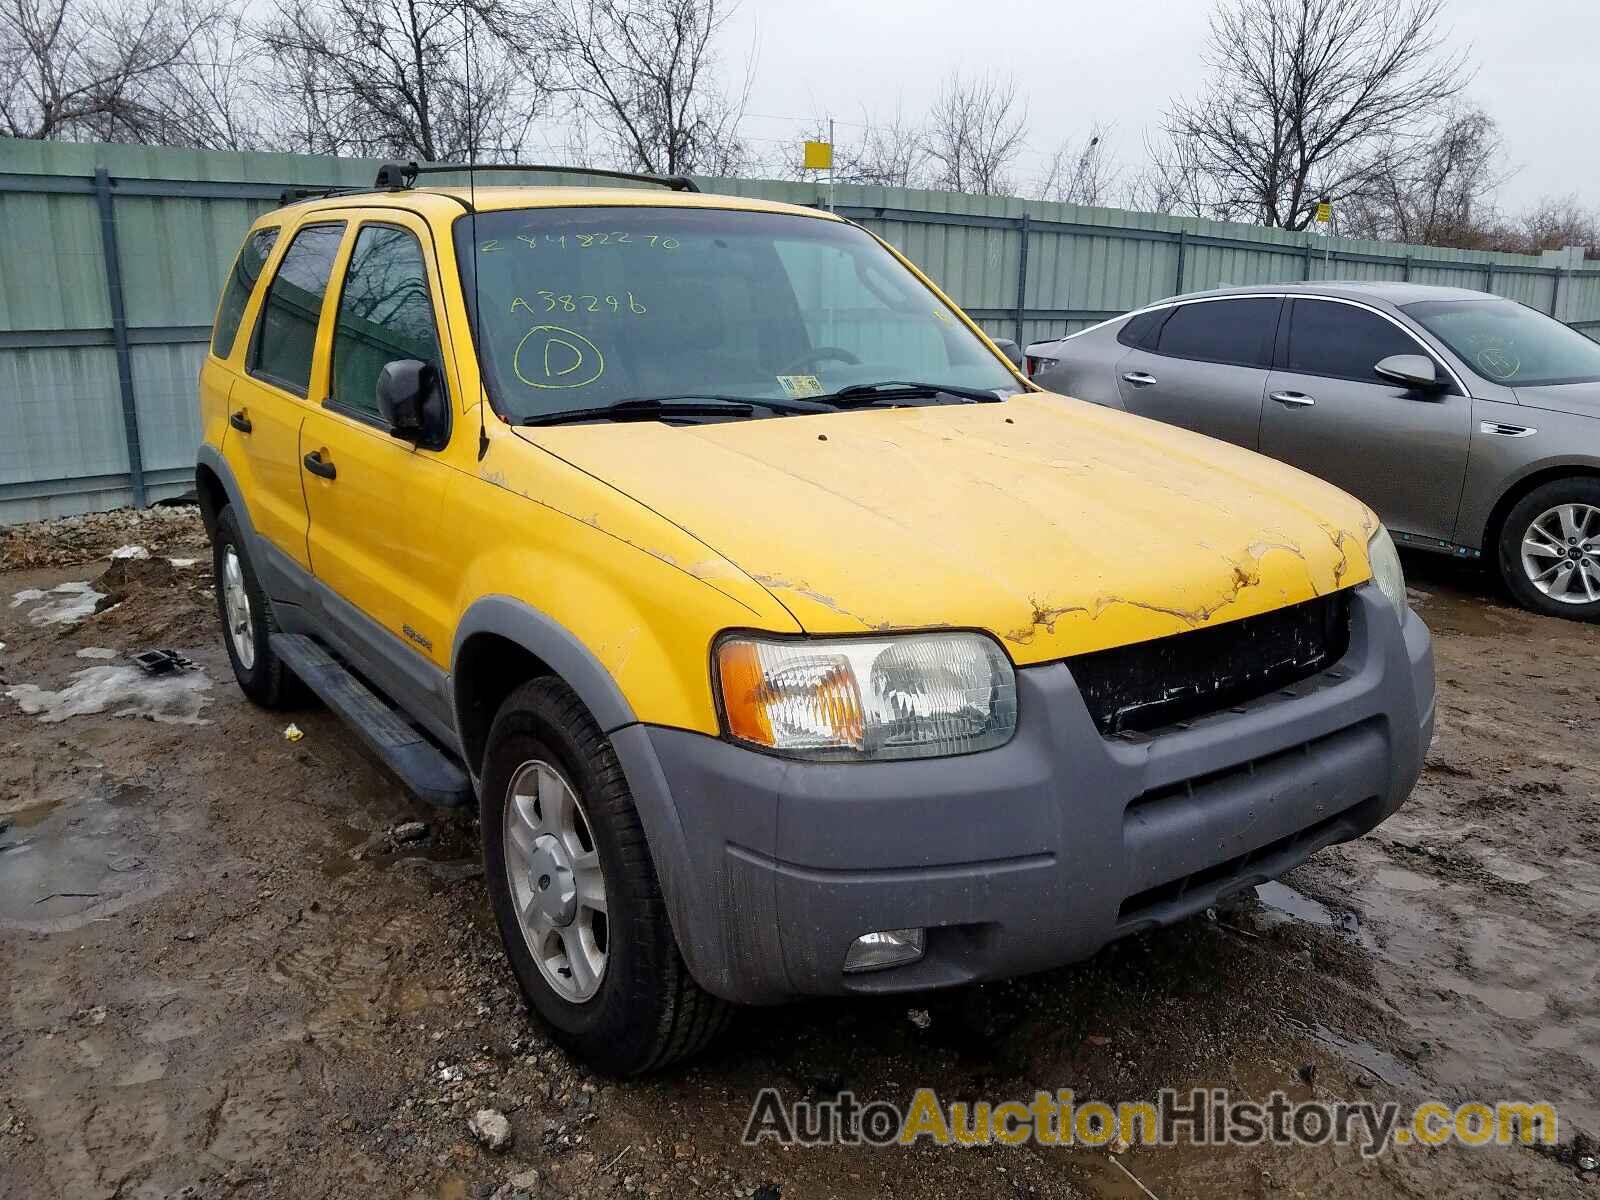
[718,0,1598,213]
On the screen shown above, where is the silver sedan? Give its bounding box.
[1026,282,1600,620]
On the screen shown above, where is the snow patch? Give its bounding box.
[7,664,212,725]
[110,545,150,560]
[9,582,105,625]
[168,558,199,569]
[75,647,119,660]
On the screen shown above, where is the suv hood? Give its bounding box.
[518,393,1375,664]
[1513,381,1600,418]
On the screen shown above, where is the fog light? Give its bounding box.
[843,928,926,973]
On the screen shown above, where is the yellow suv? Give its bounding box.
[196,163,1435,1074]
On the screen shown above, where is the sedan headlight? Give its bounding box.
[714,632,1017,760]
[1367,524,1407,622]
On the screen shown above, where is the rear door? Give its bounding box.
[1259,298,1471,542]
[222,221,346,573]
[1114,296,1282,448]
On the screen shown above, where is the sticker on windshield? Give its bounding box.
[777,375,825,398]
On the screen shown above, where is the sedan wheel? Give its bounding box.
[1519,502,1600,606]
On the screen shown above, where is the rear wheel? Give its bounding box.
[211,505,302,707]
[480,677,730,1075]
[1497,479,1600,621]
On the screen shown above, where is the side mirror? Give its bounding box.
[377,359,439,442]
[991,337,1026,371]
[1374,353,1443,391]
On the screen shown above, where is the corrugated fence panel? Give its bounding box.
[4,136,1600,521]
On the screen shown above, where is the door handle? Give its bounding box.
[303,449,337,480]
[1121,371,1157,388]
[229,409,252,434]
[1270,391,1316,408]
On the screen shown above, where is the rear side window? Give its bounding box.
[211,228,278,359]
[1117,307,1168,349]
[330,225,442,419]
[1286,299,1427,384]
[1155,298,1279,367]
[249,223,345,395]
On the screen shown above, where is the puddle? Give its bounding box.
[1309,1023,1427,1090]
[1441,975,1548,1021]
[0,795,168,933]
[9,581,106,625]
[75,646,120,660]
[1251,880,1374,947]
[6,663,212,724]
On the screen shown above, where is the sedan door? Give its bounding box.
[1259,298,1472,544]
[1113,296,1282,449]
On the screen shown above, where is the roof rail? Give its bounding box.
[278,184,373,206]
[373,161,700,194]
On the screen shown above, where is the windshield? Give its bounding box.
[454,206,1020,421]
[1402,298,1600,387]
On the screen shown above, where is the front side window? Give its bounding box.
[1286,299,1430,385]
[1154,298,1279,368]
[330,225,442,419]
[1403,298,1600,387]
[212,227,279,359]
[249,222,345,395]
[455,207,1019,421]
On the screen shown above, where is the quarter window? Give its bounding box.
[1286,299,1431,385]
[212,228,279,359]
[249,223,345,395]
[1154,298,1279,368]
[330,225,442,419]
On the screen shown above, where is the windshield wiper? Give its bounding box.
[817,380,1007,406]
[521,394,824,427]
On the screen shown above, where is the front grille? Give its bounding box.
[1066,591,1351,736]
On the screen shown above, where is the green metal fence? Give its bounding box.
[4,136,1599,522]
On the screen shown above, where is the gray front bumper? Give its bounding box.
[613,585,1435,1004]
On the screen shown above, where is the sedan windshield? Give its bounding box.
[1402,298,1600,387]
[454,206,1020,421]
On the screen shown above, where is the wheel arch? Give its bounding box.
[450,596,638,778]
[1483,463,1600,564]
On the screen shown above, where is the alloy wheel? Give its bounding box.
[221,545,256,669]
[1520,503,1600,605]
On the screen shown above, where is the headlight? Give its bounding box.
[1367,524,1407,622]
[714,632,1017,760]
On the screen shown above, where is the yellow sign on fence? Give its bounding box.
[803,141,834,171]
[1315,201,1333,223]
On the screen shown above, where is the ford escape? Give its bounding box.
[196,163,1436,1075]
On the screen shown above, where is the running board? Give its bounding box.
[270,633,472,808]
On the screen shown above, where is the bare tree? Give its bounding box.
[1165,0,1471,230]
[0,0,229,141]
[922,70,1027,196]
[552,0,750,177]
[1342,104,1504,247]
[253,0,551,161]
[1035,121,1116,206]
[1502,195,1600,257]
[1126,131,1219,218]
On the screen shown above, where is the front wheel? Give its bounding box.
[480,677,730,1075]
[1497,480,1600,621]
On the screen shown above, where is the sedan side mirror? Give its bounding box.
[991,337,1026,371]
[1374,353,1444,391]
[377,359,443,444]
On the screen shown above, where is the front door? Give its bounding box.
[1259,298,1472,543]
[298,214,456,691]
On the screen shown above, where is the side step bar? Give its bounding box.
[270,633,472,808]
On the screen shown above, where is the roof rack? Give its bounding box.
[278,184,374,206]
[373,161,699,194]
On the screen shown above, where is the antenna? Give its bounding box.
[464,4,489,460]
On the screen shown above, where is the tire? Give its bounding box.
[481,677,730,1075]
[1496,478,1600,621]
[211,505,303,707]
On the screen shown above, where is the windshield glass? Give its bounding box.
[1402,298,1600,387]
[454,206,1019,420]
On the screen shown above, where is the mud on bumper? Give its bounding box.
[612,585,1435,1005]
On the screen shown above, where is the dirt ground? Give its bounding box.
[1,507,1596,1200]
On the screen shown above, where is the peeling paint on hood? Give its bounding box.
[519,393,1377,663]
